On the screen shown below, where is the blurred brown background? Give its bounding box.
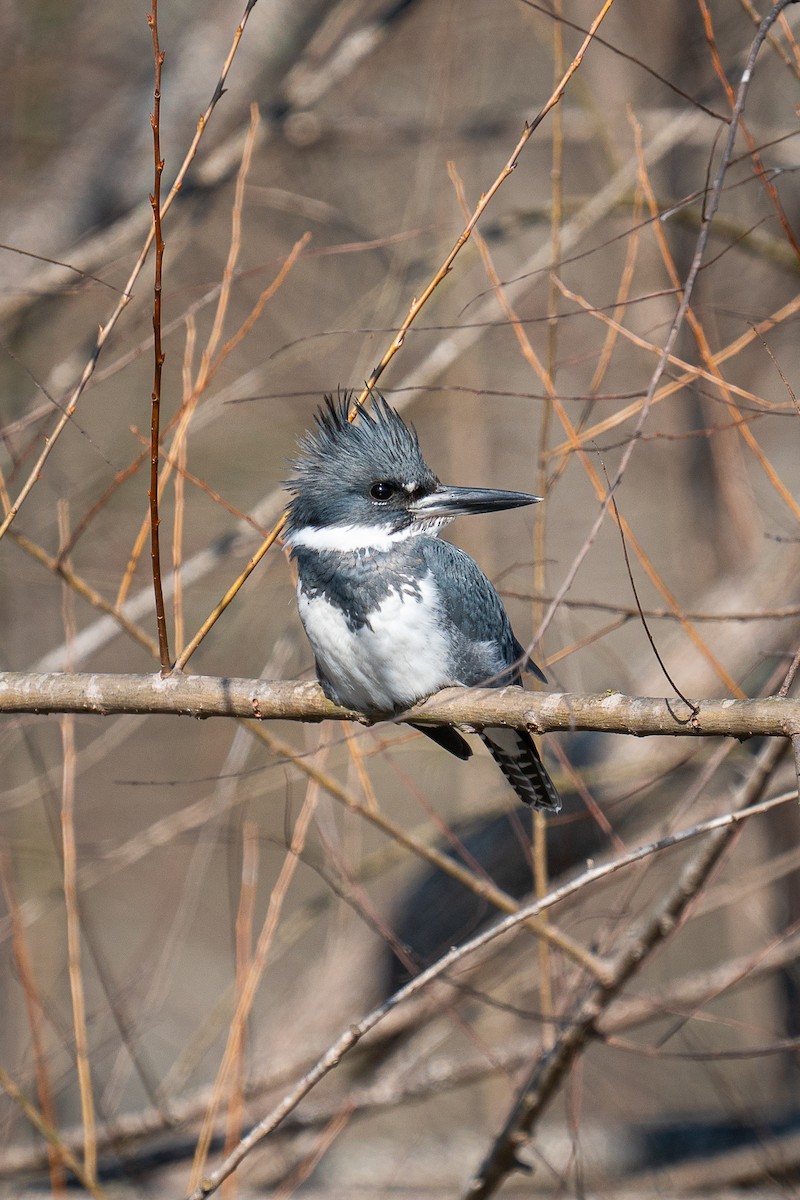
[1,1,800,1196]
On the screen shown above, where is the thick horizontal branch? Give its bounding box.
[1,673,800,739]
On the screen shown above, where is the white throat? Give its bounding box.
[285,519,447,553]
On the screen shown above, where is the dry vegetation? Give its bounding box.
[1,1,800,1197]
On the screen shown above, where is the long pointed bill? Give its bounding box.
[410,484,542,520]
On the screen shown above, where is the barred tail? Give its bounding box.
[480,727,561,811]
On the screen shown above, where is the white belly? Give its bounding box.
[298,577,452,713]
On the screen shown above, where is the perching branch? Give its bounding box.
[2,673,800,739]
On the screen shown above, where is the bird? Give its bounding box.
[283,394,560,811]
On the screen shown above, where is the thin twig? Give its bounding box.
[147,0,171,674]
[185,783,795,1199]
[454,191,743,695]
[699,0,800,258]
[531,0,567,1050]
[189,757,322,1190]
[600,456,697,711]
[522,0,732,120]
[245,722,603,979]
[631,108,789,549]
[173,0,617,672]
[534,0,794,672]
[57,504,97,1186]
[0,1065,106,1200]
[0,848,65,1194]
[547,284,800,460]
[464,734,789,1197]
[357,0,617,403]
[501,592,800,623]
[171,232,311,671]
[221,821,258,1200]
[36,108,705,675]
[7,528,160,658]
[116,226,308,618]
[0,1,262,547]
[172,316,197,653]
[6,915,800,1180]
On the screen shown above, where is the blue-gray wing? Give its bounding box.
[420,539,544,687]
[420,539,558,809]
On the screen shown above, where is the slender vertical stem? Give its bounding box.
[148,0,171,674]
[189,762,322,1190]
[792,733,800,800]
[532,0,566,1053]
[221,821,259,1200]
[58,503,97,1186]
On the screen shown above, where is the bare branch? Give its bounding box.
[464,734,788,1197]
[1,673,800,739]
[186,781,794,1199]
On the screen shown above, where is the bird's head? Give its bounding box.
[284,393,541,551]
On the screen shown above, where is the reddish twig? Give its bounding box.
[147,1,171,675]
[57,504,98,1187]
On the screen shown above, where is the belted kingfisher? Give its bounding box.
[284,395,560,812]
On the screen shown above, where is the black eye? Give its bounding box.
[369,481,396,501]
